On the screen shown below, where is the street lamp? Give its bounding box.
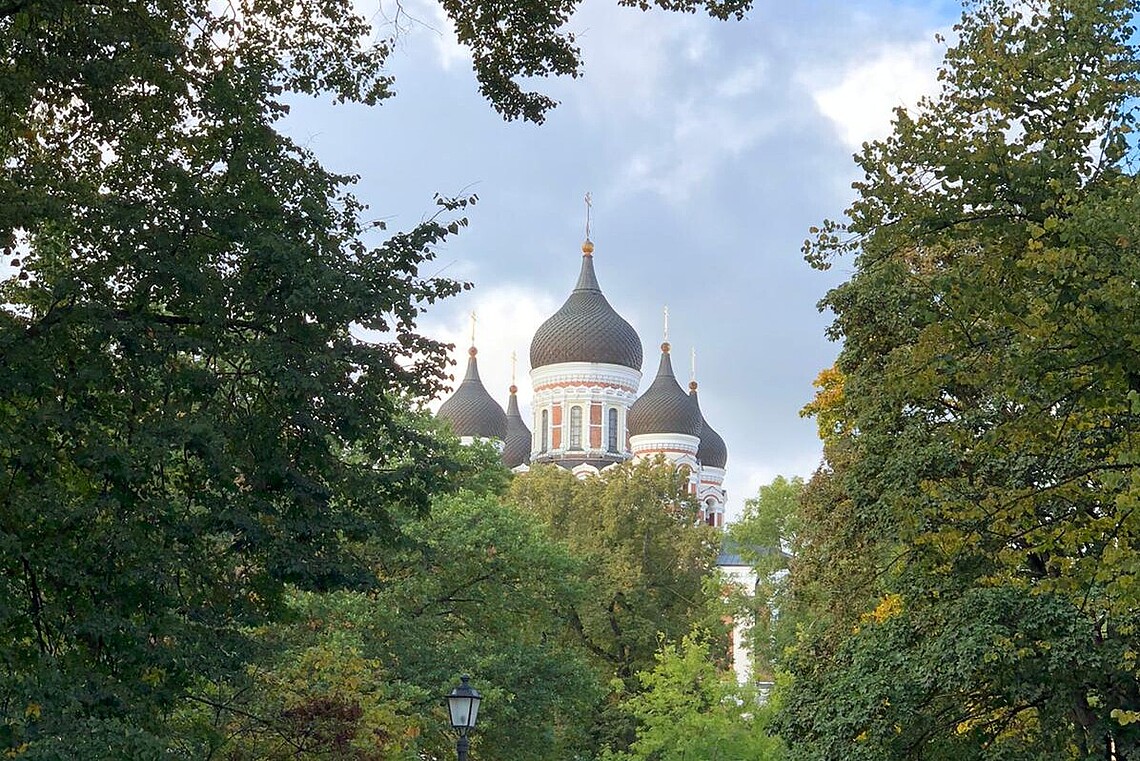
[446,675,481,761]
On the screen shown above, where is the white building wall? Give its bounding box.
[530,362,641,463]
[719,561,759,685]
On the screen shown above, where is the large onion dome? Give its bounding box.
[690,382,728,468]
[628,343,702,437]
[502,384,532,468]
[529,242,643,371]
[436,347,508,441]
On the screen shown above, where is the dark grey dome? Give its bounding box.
[437,349,508,441]
[628,345,702,437]
[529,249,643,370]
[502,386,532,468]
[690,385,728,469]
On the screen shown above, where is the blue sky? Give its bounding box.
[280,0,961,519]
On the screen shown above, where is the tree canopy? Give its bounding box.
[506,460,726,753]
[785,0,1140,758]
[0,0,755,754]
[603,632,784,761]
[728,475,803,679]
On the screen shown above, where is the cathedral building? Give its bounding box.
[436,236,729,527]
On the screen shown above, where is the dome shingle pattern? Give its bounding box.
[690,385,728,469]
[502,385,532,468]
[628,345,702,437]
[437,349,508,441]
[529,250,643,371]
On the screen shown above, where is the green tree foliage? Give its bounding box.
[728,475,803,678]
[1,0,751,753]
[507,460,724,752]
[508,461,722,682]
[172,488,600,760]
[790,366,884,653]
[2,0,474,750]
[785,1,1140,758]
[603,632,785,761]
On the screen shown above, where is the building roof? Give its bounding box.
[716,538,787,567]
[529,243,643,371]
[502,385,532,468]
[628,344,703,437]
[436,348,508,441]
[690,384,728,469]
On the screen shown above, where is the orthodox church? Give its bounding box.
[435,236,729,527]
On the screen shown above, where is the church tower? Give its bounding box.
[690,379,728,527]
[502,381,532,470]
[528,239,643,475]
[436,344,508,449]
[627,340,703,473]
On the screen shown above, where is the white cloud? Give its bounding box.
[716,59,769,99]
[418,0,470,71]
[614,97,782,205]
[722,450,823,524]
[566,2,709,120]
[367,0,470,70]
[805,37,944,150]
[422,285,559,417]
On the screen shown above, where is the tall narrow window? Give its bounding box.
[607,408,619,452]
[540,409,549,452]
[569,406,582,450]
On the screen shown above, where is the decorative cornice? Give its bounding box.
[531,361,641,393]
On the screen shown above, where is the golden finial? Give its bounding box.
[690,347,697,384]
[469,310,477,347]
[510,350,517,393]
[663,306,669,343]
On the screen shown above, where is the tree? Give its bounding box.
[173,487,601,760]
[602,632,785,761]
[506,460,725,752]
[784,1,1140,758]
[508,461,722,681]
[728,475,803,679]
[1,0,752,752]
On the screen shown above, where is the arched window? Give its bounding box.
[569,406,583,450]
[540,409,549,452]
[607,408,619,452]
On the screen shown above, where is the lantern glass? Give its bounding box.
[447,676,481,731]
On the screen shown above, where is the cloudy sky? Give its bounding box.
[279,0,959,519]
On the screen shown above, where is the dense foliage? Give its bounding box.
[728,475,803,679]
[785,1,1140,758]
[2,0,472,748]
[603,633,784,761]
[0,0,753,755]
[506,460,725,753]
[173,470,601,760]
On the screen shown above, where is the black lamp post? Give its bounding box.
[446,675,481,761]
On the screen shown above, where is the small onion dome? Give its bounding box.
[529,241,643,371]
[502,384,532,468]
[690,382,728,469]
[628,343,702,437]
[437,347,508,441]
